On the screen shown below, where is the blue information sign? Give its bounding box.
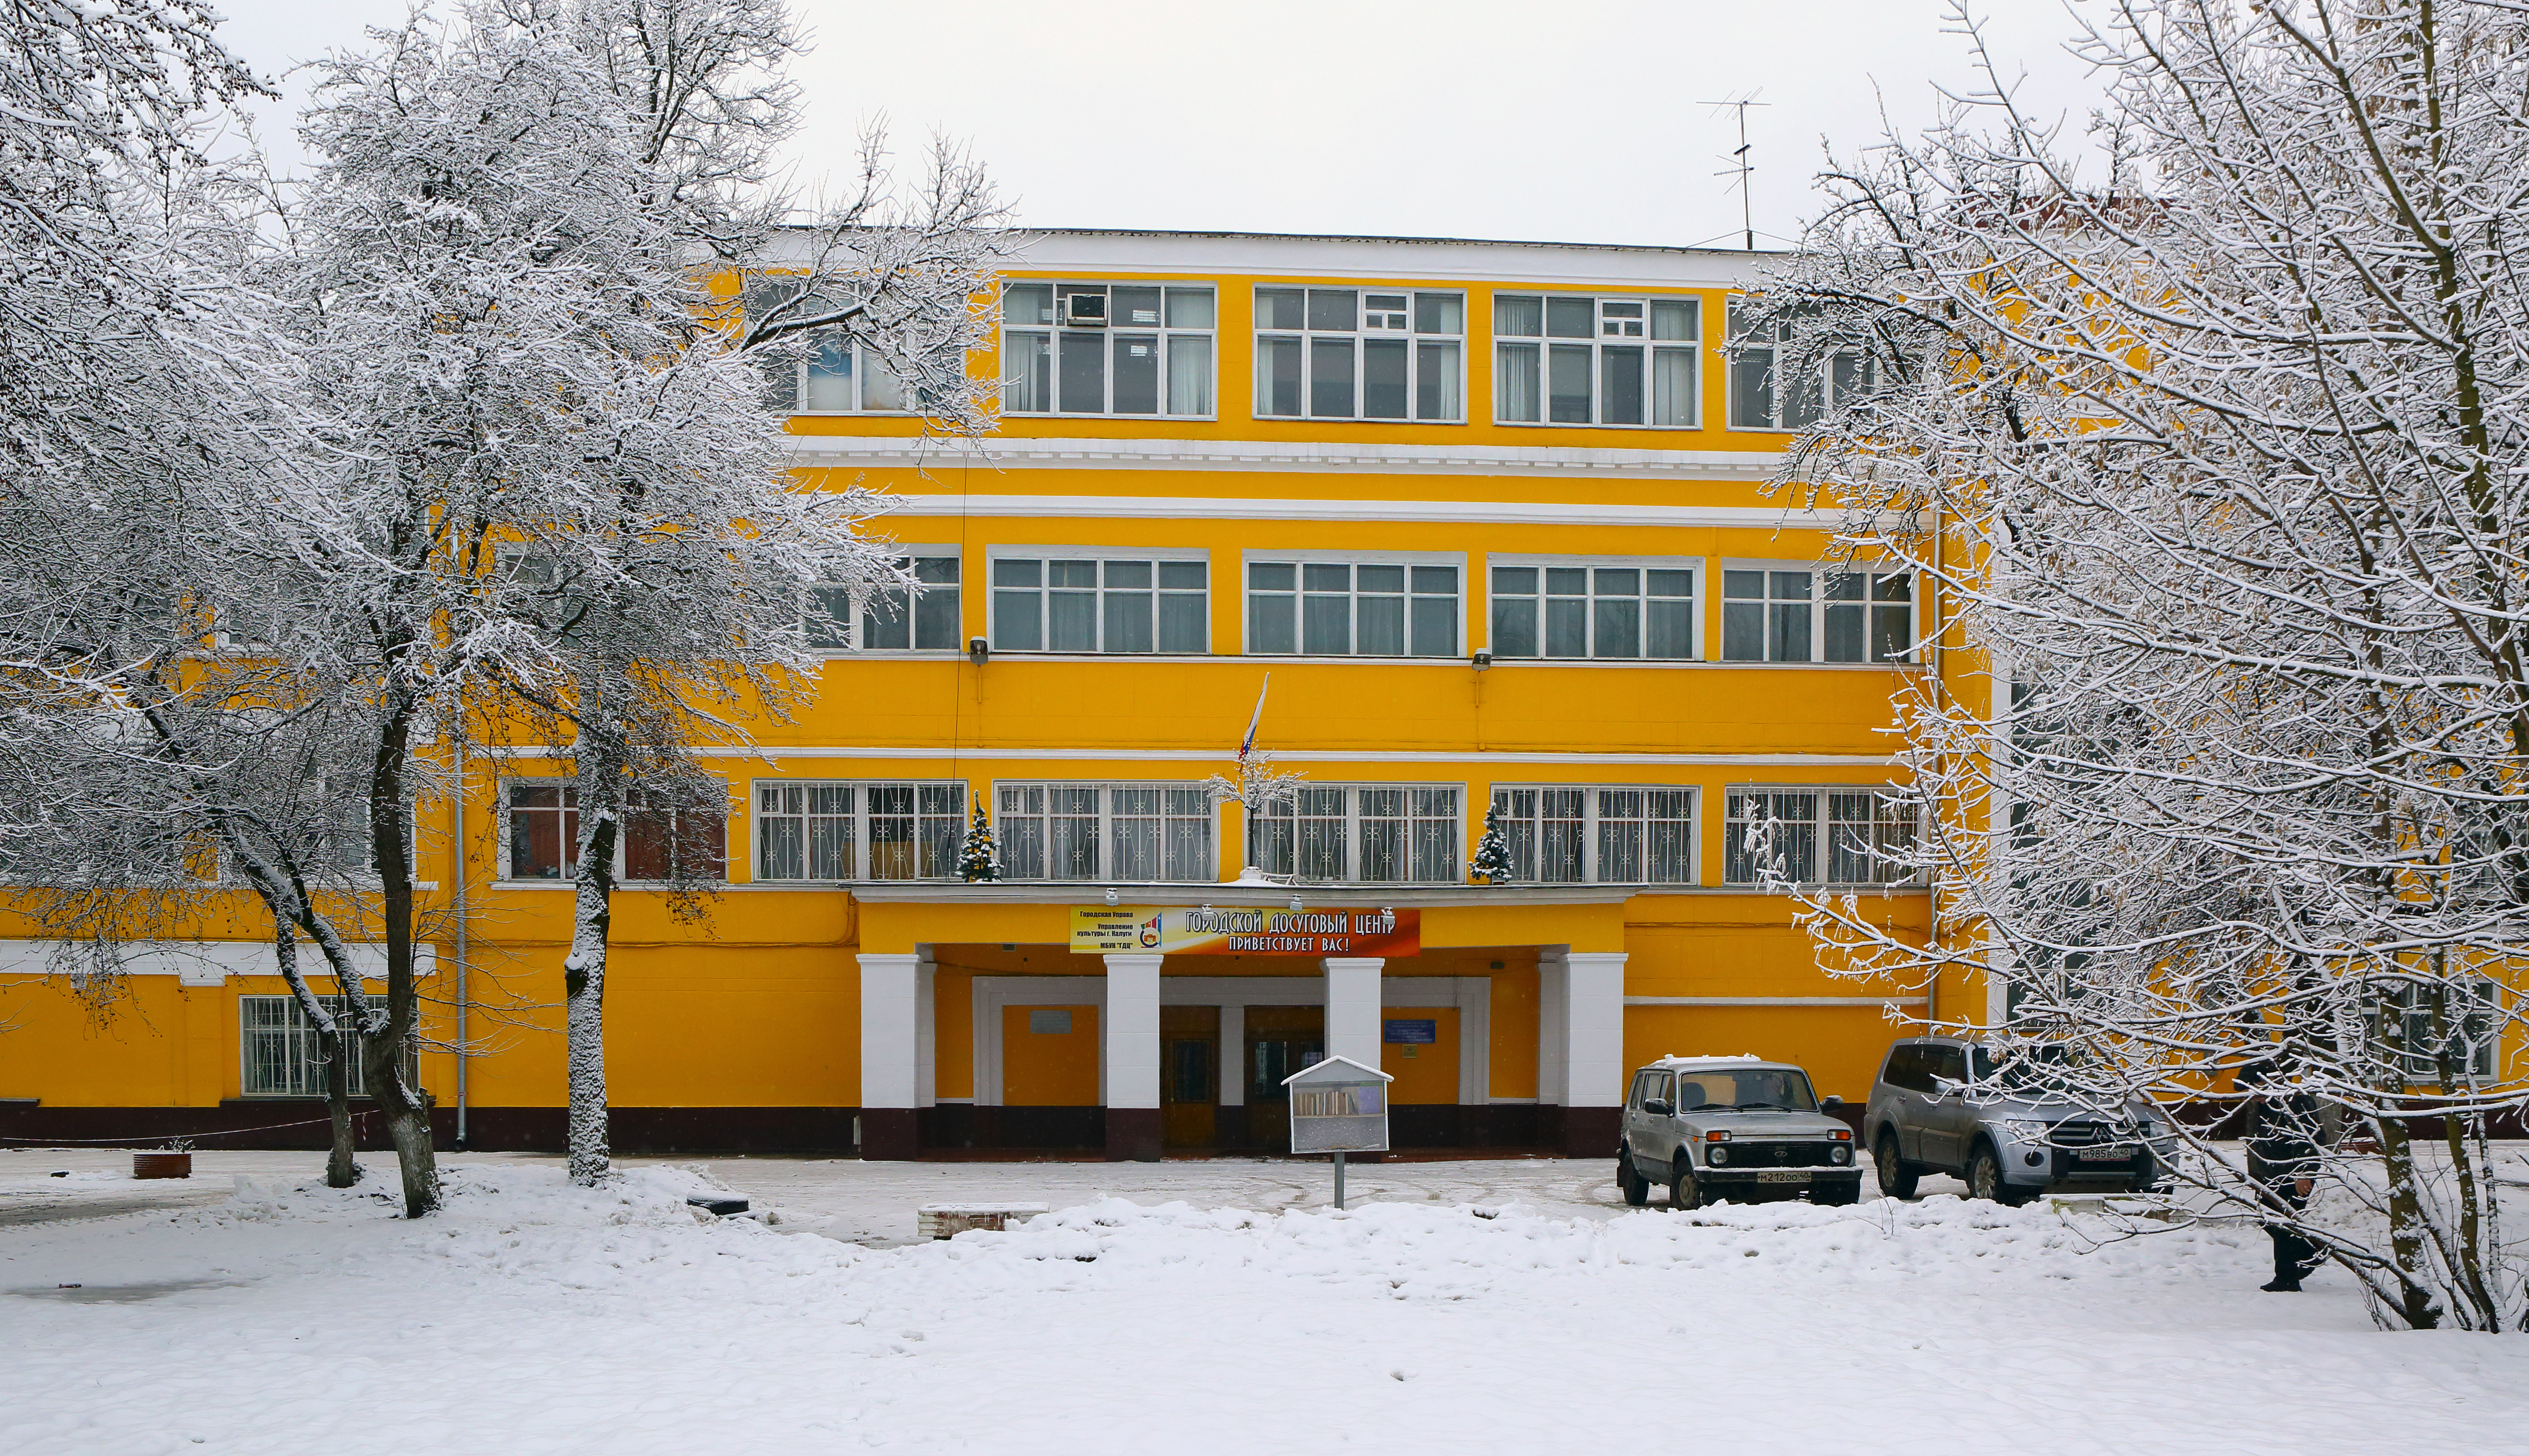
[1383,1018,1438,1045]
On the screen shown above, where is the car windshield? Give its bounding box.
[1970,1045,2064,1093]
[1671,1068,1818,1112]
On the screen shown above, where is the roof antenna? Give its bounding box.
[1701,93,1769,250]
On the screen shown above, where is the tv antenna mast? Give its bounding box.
[1702,93,1768,250]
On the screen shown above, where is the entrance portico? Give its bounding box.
[850,885,1632,1160]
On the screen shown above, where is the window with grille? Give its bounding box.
[1721,567,1914,664]
[1246,558,1460,657]
[991,554,1208,654]
[1494,293,1698,427]
[1003,282,1216,416]
[1254,287,1465,421]
[752,781,963,881]
[238,995,416,1098]
[1489,563,1695,660]
[993,783,1214,882]
[1254,785,1459,884]
[1723,787,1918,886]
[505,782,728,882]
[807,552,960,652]
[1491,786,1693,883]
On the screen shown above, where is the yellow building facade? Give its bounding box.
[0,231,1960,1160]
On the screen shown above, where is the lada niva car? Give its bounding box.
[1617,1055,1864,1210]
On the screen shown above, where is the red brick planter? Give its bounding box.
[132,1152,192,1179]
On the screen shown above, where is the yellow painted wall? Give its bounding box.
[1622,1004,1906,1104]
[1002,1004,1099,1106]
[1379,1007,1458,1105]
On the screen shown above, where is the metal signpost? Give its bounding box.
[1282,1055,1393,1209]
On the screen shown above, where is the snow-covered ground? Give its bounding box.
[3,1152,2523,1455]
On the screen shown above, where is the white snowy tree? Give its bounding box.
[282,0,995,1191]
[1757,0,2529,1330]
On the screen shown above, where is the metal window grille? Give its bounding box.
[994,783,1214,882]
[1258,785,1458,884]
[753,782,960,881]
[1492,786,1693,884]
[1727,787,1916,886]
[239,995,415,1098]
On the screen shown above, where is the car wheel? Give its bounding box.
[1967,1142,2034,1207]
[1873,1132,1921,1200]
[1617,1147,1650,1207]
[1669,1164,1702,1212]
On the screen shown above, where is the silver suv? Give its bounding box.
[1617,1056,1864,1210]
[1864,1037,2177,1205]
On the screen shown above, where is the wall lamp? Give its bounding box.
[968,635,990,667]
[1470,649,1493,671]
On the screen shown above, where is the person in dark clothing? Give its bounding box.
[2238,1057,2324,1292]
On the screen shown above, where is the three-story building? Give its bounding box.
[0,230,1947,1160]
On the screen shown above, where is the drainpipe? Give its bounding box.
[452,721,470,1149]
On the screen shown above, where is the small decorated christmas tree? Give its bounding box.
[1469,803,1515,885]
[957,803,1002,882]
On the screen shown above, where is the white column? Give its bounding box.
[1536,952,1571,1106]
[914,948,937,1109]
[857,952,922,1111]
[1218,1003,1245,1106]
[1103,954,1163,1111]
[1561,952,1629,1109]
[1323,956,1384,1070]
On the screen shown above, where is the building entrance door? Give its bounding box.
[1160,1005,1220,1149]
[1244,1005,1326,1154]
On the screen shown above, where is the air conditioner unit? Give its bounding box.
[1060,291,1108,327]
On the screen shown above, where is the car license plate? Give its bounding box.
[2075,1146,2130,1161]
[1756,1170,1811,1184]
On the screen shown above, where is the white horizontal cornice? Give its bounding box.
[785,434,1786,486]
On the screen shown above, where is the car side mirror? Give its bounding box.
[1820,1094,1844,1111]
[1931,1076,1965,1099]
[1643,1099,1673,1116]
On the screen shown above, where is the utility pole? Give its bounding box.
[1702,94,1769,250]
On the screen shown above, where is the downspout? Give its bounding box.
[452,720,470,1149]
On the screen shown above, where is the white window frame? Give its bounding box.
[1251,783,1463,885]
[1241,549,1467,659]
[986,545,1212,656]
[740,276,914,417]
[1253,286,1467,423]
[1488,785,1697,885]
[1002,280,1219,419]
[1492,292,1701,428]
[1724,296,1875,432]
[497,779,731,885]
[750,779,965,883]
[1718,559,1917,665]
[806,547,963,654]
[1485,555,1700,661]
[2373,978,2503,1081]
[239,994,415,1099]
[991,782,1219,883]
[1722,785,1921,888]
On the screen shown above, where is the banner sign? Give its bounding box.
[1068,906,1421,957]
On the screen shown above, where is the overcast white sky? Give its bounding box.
[214,0,2108,248]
